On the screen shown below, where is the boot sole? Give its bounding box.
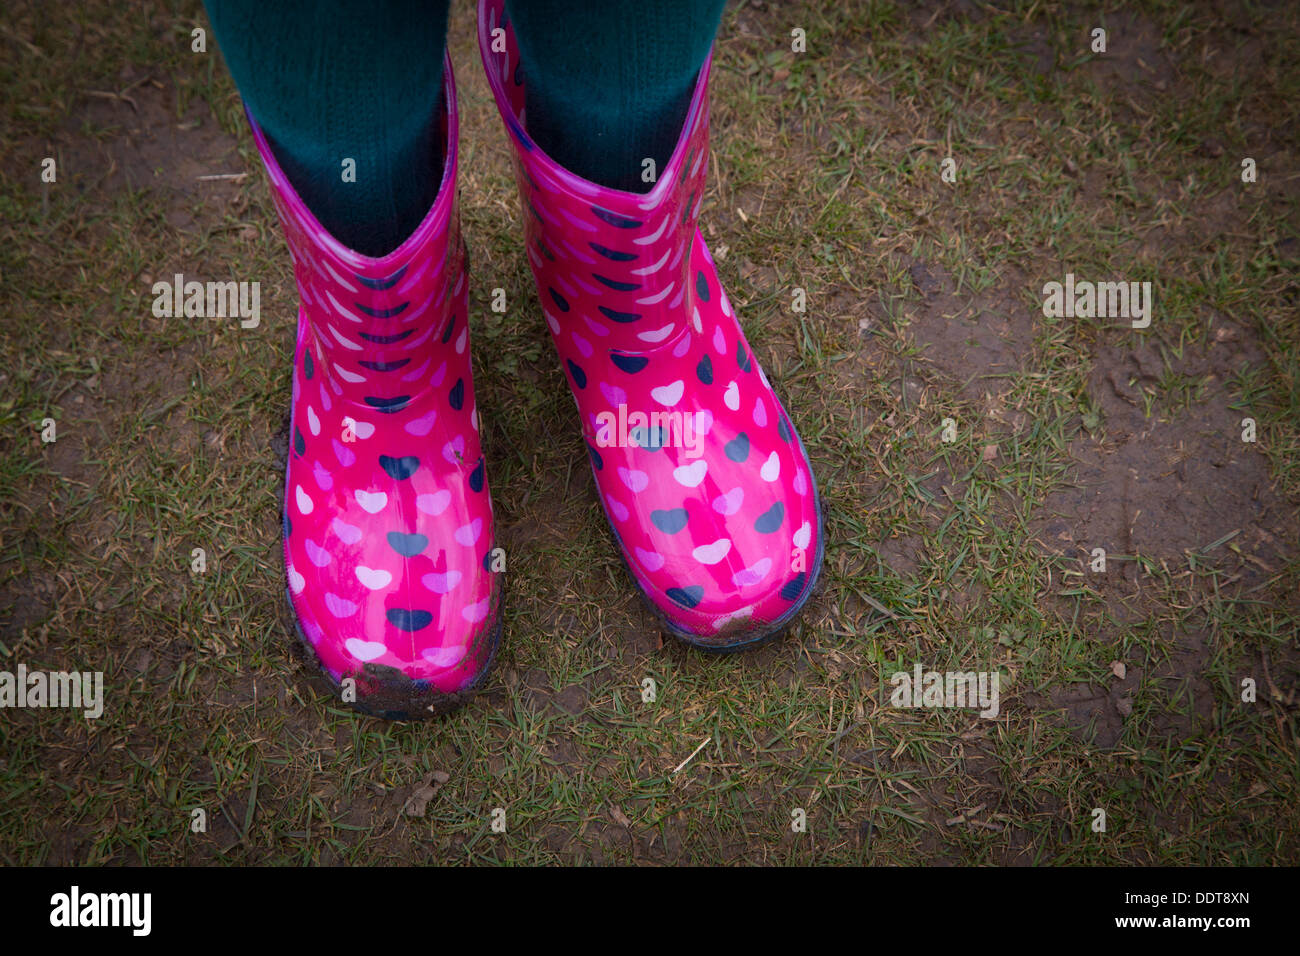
[280,557,504,721]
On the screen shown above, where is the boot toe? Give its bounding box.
[283,393,500,717]
[602,397,823,650]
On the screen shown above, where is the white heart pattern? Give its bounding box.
[793,521,811,549]
[355,566,392,590]
[404,410,438,436]
[345,638,387,662]
[619,467,649,493]
[443,435,466,464]
[422,644,467,668]
[461,598,490,623]
[638,324,674,343]
[634,547,665,571]
[332,517,362,544]
[712,486,744,515]
[731,557,772,587]
[599,381,627,408]
[606,495,630,522]
[454,518,482,546]
[326,593,359,618]
[692,538,732,565]
[313,460,333,491]
[673,459,708,488]
[651,380,685,407]
[416,490,451,516]
[355,489,388,514]
[305,539,331,567]
[423,570,462,594]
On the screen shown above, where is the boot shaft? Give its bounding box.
[250,58,466,412]
[479,0,714,358]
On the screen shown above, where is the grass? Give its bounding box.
[0,0,1297,865]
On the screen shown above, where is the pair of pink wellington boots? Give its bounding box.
[267,0,824,718]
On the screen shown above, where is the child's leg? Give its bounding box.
[204,0,451,255]
[503,0,727,192]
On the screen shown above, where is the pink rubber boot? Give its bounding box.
[255,56,501,717]
[478,1,823,649]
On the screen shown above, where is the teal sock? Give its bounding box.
[204,0,450,256]
[504,0,727,192]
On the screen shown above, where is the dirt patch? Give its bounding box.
[899,259,1038,401]
[1081,10,1178,100]
[50,68,242,229]
[1026,670,1140,749]
[874,534,926,578]
[1027,625,1224,751]
[1033,325,1294,577]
